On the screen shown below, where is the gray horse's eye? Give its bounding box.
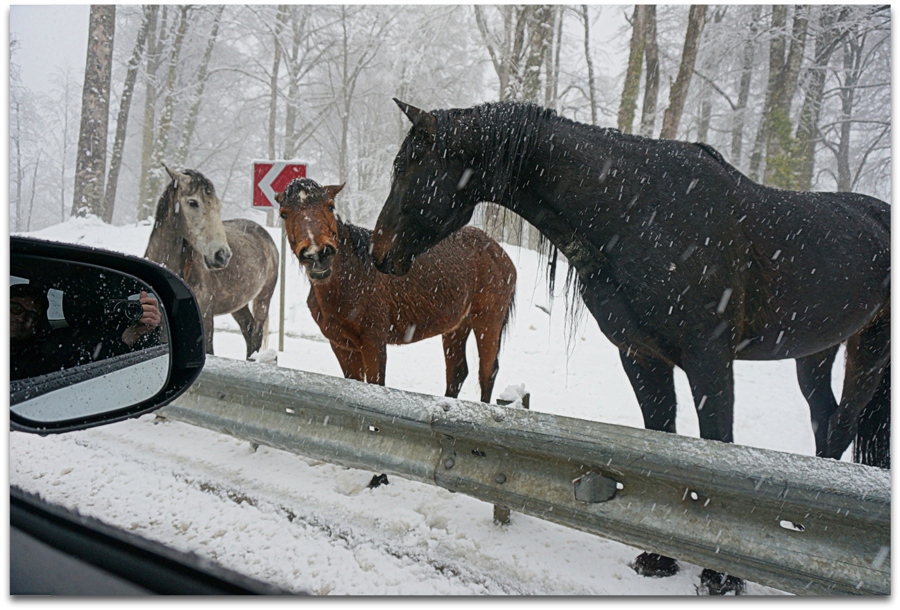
[187,199,200,208]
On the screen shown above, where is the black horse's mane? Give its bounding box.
[432,101,589,335]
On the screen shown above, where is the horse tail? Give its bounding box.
[500,290,516,349]
[854,362,891,469]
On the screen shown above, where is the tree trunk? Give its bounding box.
[659,5,707,139]
[137,5,161,221]
[795,6,847,190]
[764,6,809,187]
[731,5,762,166]
[150,5,189,182]
[268,6,288,164]
[638,5,659,137]
[102,6,151,224]
[176,5,225,166]
[13,99,24,230]
[72,5,115,218]
[617,5,645,133]
[581,6,598,125]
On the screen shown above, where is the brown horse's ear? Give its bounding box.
[325,184,345,199]
[274,190,284,205]
[394,98,436,137]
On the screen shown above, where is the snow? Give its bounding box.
[10,216,854,596]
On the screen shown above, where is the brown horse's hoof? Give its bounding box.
[699,569,745,595]
[630,552,679,577]
[367,473,389,489]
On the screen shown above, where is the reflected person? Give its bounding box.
[10,284,51,381]
[49,290,163,370]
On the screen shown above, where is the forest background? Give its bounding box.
[9,5,891,246]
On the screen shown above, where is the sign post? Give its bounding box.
[252,161,307,354]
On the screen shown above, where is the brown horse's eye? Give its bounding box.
[327,204,335,213]
[187,199,199,208]
[280,211,287,219]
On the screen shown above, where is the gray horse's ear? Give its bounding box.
[393,98,436,136]
[163,164,187,186]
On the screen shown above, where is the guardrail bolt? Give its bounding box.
[444,458,455,469]
[495,473,507,484]
[573,472,618,503]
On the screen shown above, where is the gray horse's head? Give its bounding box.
[164,165,232,269]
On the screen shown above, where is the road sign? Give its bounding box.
[253,161,307,207]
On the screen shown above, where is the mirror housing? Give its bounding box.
[10,237,205,434]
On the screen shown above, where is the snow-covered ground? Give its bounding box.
[10,216,851,595]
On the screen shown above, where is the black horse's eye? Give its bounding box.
[187,199,200,208]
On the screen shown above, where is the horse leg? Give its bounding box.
[331,344,365,381]
[795,346,840,456]
[251,270,277,357]
[360,340,387,386]
[826,311,890,464]
[442,320,471,399]
[472,313,506,404]
[855,362,890,469]
[619,350,681,578]
[682,350,745,595]
[202,310,215,355]
[231,306,258,360]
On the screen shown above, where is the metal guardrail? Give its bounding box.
[162,356,890,595]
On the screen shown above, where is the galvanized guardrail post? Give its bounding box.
[161,356,890,595]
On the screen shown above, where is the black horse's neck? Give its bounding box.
[463,103,623,276]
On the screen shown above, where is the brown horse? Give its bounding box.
[276,177,516,403]
[145,166,279,359]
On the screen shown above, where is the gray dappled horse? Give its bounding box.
[371,100,890,595]
[145,166,279,359]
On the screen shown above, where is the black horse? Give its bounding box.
[371,100,890,594]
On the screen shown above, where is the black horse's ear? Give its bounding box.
[394,98,436,137]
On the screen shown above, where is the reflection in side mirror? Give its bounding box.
[10,255,171,427]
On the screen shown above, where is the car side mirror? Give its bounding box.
[10,237,205,433]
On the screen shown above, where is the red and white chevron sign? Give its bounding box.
[252,161,307,207]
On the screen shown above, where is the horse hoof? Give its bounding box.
[368,473,389,489]
[699,569,745,595]
[630,552,679,577]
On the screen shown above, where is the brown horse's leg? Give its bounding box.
[471,313,505,404]
[442,320,471,398]
[826,309,890,463]
[331,344,365,381]
[795,346,840,456]
[231,306,258,359]
[360,340,387,385]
